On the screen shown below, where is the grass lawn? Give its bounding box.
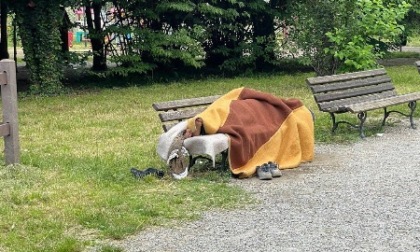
[1,64,420,251]
[408,34,420,47]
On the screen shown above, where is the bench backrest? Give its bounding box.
[306,68,397,112]
[153,95,221,132]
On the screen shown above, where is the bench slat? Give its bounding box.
[158,107,207,123]
[317,91,397,112]
[306,68,387,85]
[345,92,420,113]
[153,95,220,111]
[314,82,395,103]
[154,95,222,132]
[310,75,392,93]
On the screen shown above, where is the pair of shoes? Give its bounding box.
[267,161,282,178]
[256,162,282,180]
[130,167,165,179]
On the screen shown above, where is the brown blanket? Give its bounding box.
[187,87,314,178]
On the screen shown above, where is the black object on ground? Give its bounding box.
[130,167,165,179]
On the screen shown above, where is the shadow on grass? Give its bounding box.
[16,58,313,93]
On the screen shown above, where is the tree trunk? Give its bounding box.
[204,30,229,68]
[252,0,289,70]
[85,2,107,71]
[252,14,275,70]
[60,8,70,57]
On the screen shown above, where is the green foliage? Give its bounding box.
[100,0,287,75]
[8,0,290,86]
[12,0,65,94]
[327,0,410,72]
[408,0,420,13]
[402,0,420,39]
[10,0,417,91]
[290,0,341,75]
[191,0,283,72]
[291,0,411,75]
[99,0,206,76]
[156,2,195,12]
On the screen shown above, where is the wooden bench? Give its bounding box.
[153,95,228,168]
[153,95,221,132]
[306,68,420,138]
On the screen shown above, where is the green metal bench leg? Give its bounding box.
[408,101,417,129]
[382,101,417,129]
[357,111,367,138]
[382,107,390,126]
[330,112,339,133]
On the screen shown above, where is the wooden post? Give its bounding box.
[0,59,20,164]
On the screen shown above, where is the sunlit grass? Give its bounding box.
[383,51,420,59]
[408,34,420,47]
[1,82,258,252]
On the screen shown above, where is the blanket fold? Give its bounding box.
[187,87,314,178]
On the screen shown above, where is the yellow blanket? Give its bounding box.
[187,87,314,178]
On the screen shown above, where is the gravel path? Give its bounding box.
[114,121,420,252]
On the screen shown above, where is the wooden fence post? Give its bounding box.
[0,59,20,164]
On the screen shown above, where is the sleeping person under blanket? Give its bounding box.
[161,87,315,179]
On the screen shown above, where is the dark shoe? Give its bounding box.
[144,167,165,178]
[267,161,282,178]
[131,167,164,179]
[130,167,144,178]
[257,164,272,180]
